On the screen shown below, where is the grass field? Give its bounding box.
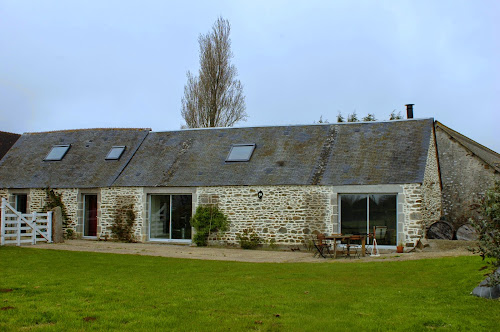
[1,246,499,331]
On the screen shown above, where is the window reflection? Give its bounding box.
[340,194,397,245]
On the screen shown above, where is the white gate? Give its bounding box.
[1,198,52,246]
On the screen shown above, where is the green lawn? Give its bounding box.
[0,247,498,331]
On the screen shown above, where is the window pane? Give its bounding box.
[45,145,70,161]
[226,144,255,161]
[341,194,367,235]
[369,195,397,245]
[84,195,98,237]
[171,195,192,240]
[150,195,170,239]
[106,146,125,160]
[15,194,28,214]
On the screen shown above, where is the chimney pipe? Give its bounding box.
[405,104,414,119]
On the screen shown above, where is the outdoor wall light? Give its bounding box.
[257,190,263,200]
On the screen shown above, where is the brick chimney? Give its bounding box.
[405,104,414,119]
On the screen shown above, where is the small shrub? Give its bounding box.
[110,205,136,242]
[191,205,229,246]
[269,238,278,250]
[237,228,261,250]
[65,229,75,240]
[304,239,314,252]
[470,180,500,286]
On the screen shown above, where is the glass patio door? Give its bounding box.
[340,194,397,245]
[149,195,192,241]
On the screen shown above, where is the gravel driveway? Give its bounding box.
[31,239,476,263]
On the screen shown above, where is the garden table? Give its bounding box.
[325,234,367,258]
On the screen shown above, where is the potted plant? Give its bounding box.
[396,241,404,253]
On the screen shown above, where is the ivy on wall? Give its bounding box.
[42,188,69,226]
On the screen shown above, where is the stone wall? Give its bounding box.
[435,128,500,226]
[197,186,333,245]
[28,188,79,230]
[1,182,435,246]
[421,132,443,228]
[100,187,145,241]
[401,184,425,244]
[197,184,427,246]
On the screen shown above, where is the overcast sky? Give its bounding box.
[1,0,499,152]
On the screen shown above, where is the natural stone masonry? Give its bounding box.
[100,187,145,241]
[29,188,79,230]
[401,184,425,244]
[198,184,427,246]
[400,134,442,245]
[421,133,443,228]
[197,186,333,245]
[2,182,432,246]
[435,127,500,226]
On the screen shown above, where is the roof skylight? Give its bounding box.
[106,146,126,160]
[44,145,70,161]
[226,144,256,162]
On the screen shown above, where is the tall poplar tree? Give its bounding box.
[181,17,247,128]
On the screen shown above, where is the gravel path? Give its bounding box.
[31,239,477,263]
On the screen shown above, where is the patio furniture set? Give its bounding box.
[312,226,388,259]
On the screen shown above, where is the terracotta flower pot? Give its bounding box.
[396,245,404,253]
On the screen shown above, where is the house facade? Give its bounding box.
[0,119,443,247]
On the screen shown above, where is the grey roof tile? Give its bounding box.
[114,119,433,187]
[0,128,150,188]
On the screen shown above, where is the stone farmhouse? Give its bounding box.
[0,116,496,248]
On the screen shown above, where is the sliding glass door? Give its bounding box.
[149,195,192,241]
[340,194,397,245]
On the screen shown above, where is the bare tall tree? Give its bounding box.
[181,17,247,128]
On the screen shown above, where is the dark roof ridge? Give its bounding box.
[24,128,152,135]
[0,130,20,136]
[155,117,434,133]
[109,131,150,186]
[435,121,500,171]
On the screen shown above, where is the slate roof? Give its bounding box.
[114,118,433,187]
[0,131,21,161]
[0,128,150,188]
[435,121,500,173]
[0,120,434,189]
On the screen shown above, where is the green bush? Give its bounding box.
[470,180,500,286]
[110,205,136,242]
[191,205,229,246]
[237,228,261,249]
[65,229,75,240]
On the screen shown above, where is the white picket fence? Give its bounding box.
[1,198,52,246]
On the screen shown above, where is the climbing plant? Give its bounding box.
[110,205,136,242]
[42,188,69,226]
